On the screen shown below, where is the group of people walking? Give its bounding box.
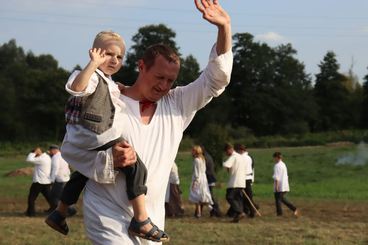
[184,143,255,222]
[175,143,299,223]
[25,145,74,217]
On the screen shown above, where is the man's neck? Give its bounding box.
[122,83,157,125]
[122,83,143,101]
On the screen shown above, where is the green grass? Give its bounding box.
[1,145,368,244]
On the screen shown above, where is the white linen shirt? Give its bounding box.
[50,152,71,183]
[169,162,180,185]
[26,152,52,184]
[241,152,253,180]
[223,152,247,188]
[61,44,233,245]
[64,69,125,150]
[165,162,180,203]
[273,160,290,192]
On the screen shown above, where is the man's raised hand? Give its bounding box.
[194,0,230,27]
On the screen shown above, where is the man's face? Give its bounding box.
[138,55,180,102]
[98,41,124,76]
[225,148,233,156]
[49,149,57,156]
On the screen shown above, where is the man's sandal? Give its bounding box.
[128,217,170,243]
[45,210,69,235]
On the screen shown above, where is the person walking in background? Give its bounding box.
[234,143,255,218]
[25,147,54,217]
[201,145,222,217]
[48,145,75,215]
[165,162,184,217]
[223,143,247,222]
[189,145,213,218]
[272,152,299,217]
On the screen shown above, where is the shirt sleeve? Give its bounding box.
[61,140,116,184]
[50,157,58,182]
[65,70,99,97]
[26,153,45,165]
[273,164,281,181]
[223,154,235,169]
[171,43,233,129]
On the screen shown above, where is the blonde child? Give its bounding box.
[45,31,169,242]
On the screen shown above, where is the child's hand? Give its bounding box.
[89,48,108,67]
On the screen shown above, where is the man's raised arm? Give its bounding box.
[194,0,232,55]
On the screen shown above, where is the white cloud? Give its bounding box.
[361,26,368,33]
[255,32,287,43]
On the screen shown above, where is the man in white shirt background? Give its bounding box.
[273,152,299,217]
[25,147,54,217]
[48,145,74,214]
[234,143,256,218]
[223,143,247,222]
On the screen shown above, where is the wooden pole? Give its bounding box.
[241,189,262,217]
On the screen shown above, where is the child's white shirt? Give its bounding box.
[273,160,290,192]
[64,69,125,150]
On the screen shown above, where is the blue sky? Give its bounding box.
[1,0,367,82]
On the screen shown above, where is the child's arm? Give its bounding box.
[71,48,108,92]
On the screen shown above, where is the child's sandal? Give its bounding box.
[128,217,169,243]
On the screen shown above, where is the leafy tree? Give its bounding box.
[0,39,69,141]
[314,51,352,130]
[176,55,200,86]
[361,69,368,128]
[227,33,315,135]
[198,123,230,170]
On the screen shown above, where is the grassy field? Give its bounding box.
[0,145,367,244]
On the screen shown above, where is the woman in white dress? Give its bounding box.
[189,145,213,218]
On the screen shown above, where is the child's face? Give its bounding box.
[98,41,124,76]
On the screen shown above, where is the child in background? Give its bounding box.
[272,152,299,217]
[45,31,169,243]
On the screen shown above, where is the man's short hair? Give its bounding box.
[273,152,282,158]
[224,142,233,152]
[234,143,246,152]
[92,30,126,52]
[49,144,59,150]
[142,44,180,70]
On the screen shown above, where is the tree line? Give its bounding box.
[1,24,367,143]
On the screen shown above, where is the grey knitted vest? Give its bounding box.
[79,73,115,134]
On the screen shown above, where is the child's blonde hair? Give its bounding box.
[192,145,205,161]
[92,31,126,52]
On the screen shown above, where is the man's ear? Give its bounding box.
[138,59,145,72]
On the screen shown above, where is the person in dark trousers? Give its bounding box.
[201,145,222,217]
[272,152,299,217]
[223,143,247,222]
[234,143,255,218]
[48,145,74,214]
[25,147,54,217]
